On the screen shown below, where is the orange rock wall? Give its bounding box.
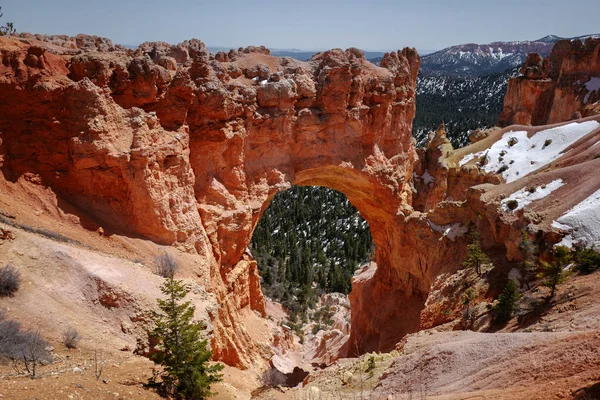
[0,35,431,362]
[500,38,600,126]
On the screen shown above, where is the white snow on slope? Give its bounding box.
[413,170,435,185]
[551,188,600,248]
[501,179,564,211]
[459,152,478,167]
[583,77,600,104]
[459,121,600,183]
[427,220,468,241]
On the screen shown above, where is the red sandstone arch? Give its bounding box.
[0,36,459,365]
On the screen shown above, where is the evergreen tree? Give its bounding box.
[463,288,475,321]
[463,228,492,276]
[150,277,223,399]
[573,245,600,274]
[494,280,520,324]
[538,246,570,300]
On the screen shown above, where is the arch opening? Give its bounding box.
[250,185,374,321]
[241,164,432,358]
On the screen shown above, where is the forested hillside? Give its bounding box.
[250,186,372,318]
[412,68,517,148]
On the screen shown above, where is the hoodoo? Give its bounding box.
[500,38,600,126]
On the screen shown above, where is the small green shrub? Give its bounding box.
[311,324,323,335]
[594,153,600,159]
[0,7,16,36]
[573,246,600,274]
[527,186,536,194]
[497,165,509,174]
[506,200,519,210]
[477,151,489,167]
[366,355,376,377]
[493,280,520,324]
[543,139,552,148]
[508,137,518,147]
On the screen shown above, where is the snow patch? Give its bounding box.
[552,188,600,248]
[427,220,468,241]
[459,121,600,183]
[459,152,479,167]
[501,179,565,211]
[583,77,600,104]
[414,170,435,185]
[422,170,435,185]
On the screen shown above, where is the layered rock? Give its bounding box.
[3,31,599,372]
[500,38,600,126]
[0,36,426,363]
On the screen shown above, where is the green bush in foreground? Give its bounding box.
[150,277,223,399]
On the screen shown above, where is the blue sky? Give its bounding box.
[2,0,599,51]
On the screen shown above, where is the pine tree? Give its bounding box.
[538,246,570,300]
[494,280,520,324]
[573,245,600,274]
[463,228,492,276]
[150,277,223,399]
[463,288,475,321]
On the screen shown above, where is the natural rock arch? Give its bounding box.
[0,36,468,365]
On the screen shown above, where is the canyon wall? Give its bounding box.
[3,32,598,366]
[0,34,438,361]
[499,38,600,126]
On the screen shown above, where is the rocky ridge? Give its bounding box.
[420,34,599,78]
[500,37,600,126]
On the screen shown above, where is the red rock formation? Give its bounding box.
[3,32,597,370]
[500,38,600,126]
[0,36,427,363]
[15,33,127,54]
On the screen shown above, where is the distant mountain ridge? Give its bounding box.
[421,33,600,77]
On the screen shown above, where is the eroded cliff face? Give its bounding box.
[500,38,600,126]
[0,35,429,363]
[2,33,598,371]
